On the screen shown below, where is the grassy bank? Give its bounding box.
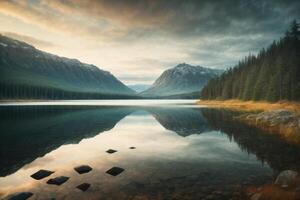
[199,100,300,114]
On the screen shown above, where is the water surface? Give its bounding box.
[1,100,300,200]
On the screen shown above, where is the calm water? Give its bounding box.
[1,100,300,200]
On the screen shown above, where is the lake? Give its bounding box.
[0,100,300,200]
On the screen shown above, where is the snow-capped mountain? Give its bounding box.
[0,34,135,98]
[141,63,223,97]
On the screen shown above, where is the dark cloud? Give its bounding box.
[1,0,299,83]
[186,33,275,68]
[92,0,300,70]
[96,0,300,41]
[4,0,298,40]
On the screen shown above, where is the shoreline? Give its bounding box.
[198,100,300,114]
[199,99,300,145]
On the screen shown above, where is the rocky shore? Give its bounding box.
[237,109,300,145]
[246,170,300,200]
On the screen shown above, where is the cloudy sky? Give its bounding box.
[0,0,299,85]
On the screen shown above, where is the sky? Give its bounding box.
[0,0,299,85]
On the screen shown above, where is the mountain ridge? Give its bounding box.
[0,34,136,99]
[141,63,223,97]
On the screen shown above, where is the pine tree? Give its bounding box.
[201,20,300,102]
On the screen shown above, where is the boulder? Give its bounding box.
[275,170,298,188]
[7,192,33,200]
[74,165,92,174]
[106,149,117,154]
[251,193,261,200]
[47,176,69,185]
[76,183,91,191]
[106,167,124,176]
[30,169,54,180]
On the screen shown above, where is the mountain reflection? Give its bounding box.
[1,106,300,179]
[0,106,135,176]
[148,107,211,136]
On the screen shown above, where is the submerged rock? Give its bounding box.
[240,109,298,125]
[7,192,33,200]
[251,193,261,200]
[253,109,296,124]
[106,167,124,176]
[129,147,136,149]
[106,149,117,154]
[275,170,298,188]
[74,165,92,174]
[237,109,300,144]
[47,176,69,185]
[76,183,91,191]
[30,169,54,180]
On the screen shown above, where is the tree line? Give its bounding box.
[0,82,138,100]
[201,20,300,102]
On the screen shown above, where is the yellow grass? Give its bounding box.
[198,99,300,114]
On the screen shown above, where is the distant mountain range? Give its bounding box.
[0,34,135,99]
[0,35,225,100]
[141,63,223,97]
[128,84,150,93]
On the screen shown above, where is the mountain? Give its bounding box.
[0,106,134,176]
[148,107,211,136]
[201,20,300,102]
[141,63,223,97]
[0,34,135,99]
[128,84,150,93]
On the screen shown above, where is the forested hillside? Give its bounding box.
[201,20,300,102]
[0,35,136,100]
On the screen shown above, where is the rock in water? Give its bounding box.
[7,192,33,200]
[106,167,124,176]
[74,165,93,174]
[106,149,117,154]
[129,147,136,149]
[76,183,91,191]
[251,193,261,200]
[30,169,54,180]
[47,176,69,185]
[275,170,298,188]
